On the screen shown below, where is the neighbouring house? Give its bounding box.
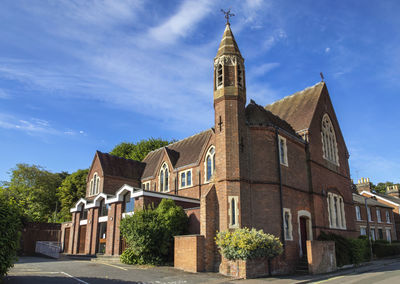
[62,22,358,275]
[356,178,400,240]
[352,193,396,242]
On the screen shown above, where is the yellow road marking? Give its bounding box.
[98,262,128,271]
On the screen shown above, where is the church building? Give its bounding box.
[62,21,357,275]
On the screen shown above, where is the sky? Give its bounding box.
[0,0,399,184]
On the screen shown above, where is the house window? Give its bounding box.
[386,228,392,242]
[80,208,88,220]
[123,193,134,213]
[278,135,288,166]
[179,169,192,189]
[205,146,216,182]
[376,209,382,223]
[237,64,243,88]
[355,206,361,221]
[378,228,384,240]
[217,64,223,88]
[367,207,372,222]
[283,208,293,240]
[142,181,151,191]
[228,196,239,228]
[321,114,339,166]
[99,199,109,217]
[327,192,346,229]
[360,227,367,236]
[370,228,376,241]
[386,211,391,223]
[159,163,169,192]
[90,173,100,196]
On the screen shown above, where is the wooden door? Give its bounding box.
[78,225,86,254]
[300,217,307,256]
[64,228,70,253]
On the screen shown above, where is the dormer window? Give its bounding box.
[90,173,100,196]
[217,64,223,89]
[159,163,169,192]
[237,64,243,88]
[205,146,216,182]
[321,114,339,166]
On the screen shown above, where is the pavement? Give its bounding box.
[3,256,400,283]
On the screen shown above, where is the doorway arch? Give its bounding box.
[297,210,313,257]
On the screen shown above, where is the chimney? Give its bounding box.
[356,177,372,194]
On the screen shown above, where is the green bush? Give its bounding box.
[119,199,188,265]
[0,194,22,278]
[372,242,400,258]
[215,228,283,261]
[318,232,370,266]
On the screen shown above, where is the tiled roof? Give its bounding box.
[374,192,400,205]
[265,82,325,132]
[216,24,242,57]
[141,129,213,179]
[96,151,145,180]
[246,100,299,137]
[353,193,392,208]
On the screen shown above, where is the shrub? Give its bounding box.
[119,199,188,265]
[215,228,283,261]
[0,194,22,278]
[372,242,400,258]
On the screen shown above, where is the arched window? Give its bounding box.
[327,192,346,229]
[90,173,100,196]
[237,64,243,88]
[217,64,223,88]
[99,199,108,217]
[205,146,216,182]
[229,196,239,228]
[159,163,169,192]
[123,192,134,213]
[321,114,339,165]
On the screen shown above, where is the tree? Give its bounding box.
[1,164,66,222]
[371,182,399,194]
[57,169,88,222]
[110,138,174,161]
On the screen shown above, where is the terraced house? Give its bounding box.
[62,22,357,275]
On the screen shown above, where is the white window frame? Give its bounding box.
[386,228,392,242]
[228,196,239,229]
[377,227,384,240]
[386,210,391,223]
[367,207,372,222]
[216,64,223,89]
[283,208,293,241]
[321,114,339,166]
[89,172,100,196]
[370,227,376,241]
[159,163,170,192]
[355,206,361,221]
[376,209,382,223]
[360,226,367,236]
[179,169,193,189]
[204,146,216,183]
[327,192,346,229]
[142,181,151,191]
[278,135,288,167]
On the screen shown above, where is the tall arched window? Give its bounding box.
[321,114,339,165]
[217,64,223,88]
[90,173,100,196]
[237,64,243,88]
[205,146,216,182]
[327,192,346,229]
[159,163,169,192]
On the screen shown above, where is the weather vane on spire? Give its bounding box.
[221,8,235,24]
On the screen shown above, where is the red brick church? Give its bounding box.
[62,22,357,275]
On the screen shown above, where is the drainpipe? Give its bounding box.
[275,127,285,248]
[198,169,201,199]
[364,197,373,260]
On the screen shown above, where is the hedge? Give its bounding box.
[372,242,400,258]
[119,199,188,265]
[0,194,22,278]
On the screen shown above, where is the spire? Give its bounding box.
[216,24,242,58]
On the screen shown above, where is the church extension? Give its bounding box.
[62,22,358,275]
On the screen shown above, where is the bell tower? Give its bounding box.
[213,21,249,231]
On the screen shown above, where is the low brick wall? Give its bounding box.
[307,240,336,274]
[174,235,204,272]
[219,256,270,279]
[20,222,61,255]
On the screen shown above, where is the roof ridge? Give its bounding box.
[143,128,213,159]
[99,150,143,164]
[266,81,324,107]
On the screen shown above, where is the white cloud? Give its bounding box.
[250,62,280,77]
[0,89,9,99]
[325,47,331,53]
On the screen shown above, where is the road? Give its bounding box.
[4,256,400,283]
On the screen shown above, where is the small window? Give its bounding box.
[376,209,382,223]
[386,229,392,242]
[278,135,288,166]
[229,196,239,228]
[283,208,293,240]
[142,181,151,191]
[378,228,384,240]
[360,227,367,236]
[80,208,88,220]
[367,207,372,222]
[355,206,361,221]
[205,146,216,182]
[179,169,192,189]
[99,199,108,217]
[370,228,376,241]
[217,64,223,88]
[386,211,391,223]
[123,193,134,213]
[237,64,243,88]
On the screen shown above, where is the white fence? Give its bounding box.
[35,241,61,259]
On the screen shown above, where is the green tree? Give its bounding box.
[1,164,66,222]
[372,182,398,194]
[110,138,174,161]
[57,169,88,222]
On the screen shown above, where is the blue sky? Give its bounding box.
[0,0,399,184]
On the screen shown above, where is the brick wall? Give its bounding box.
[185,207,200,234]
[307,240,336,274]
[20,222,61,255]
[174,235,204,272]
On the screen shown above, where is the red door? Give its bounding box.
[300,217,308,256]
